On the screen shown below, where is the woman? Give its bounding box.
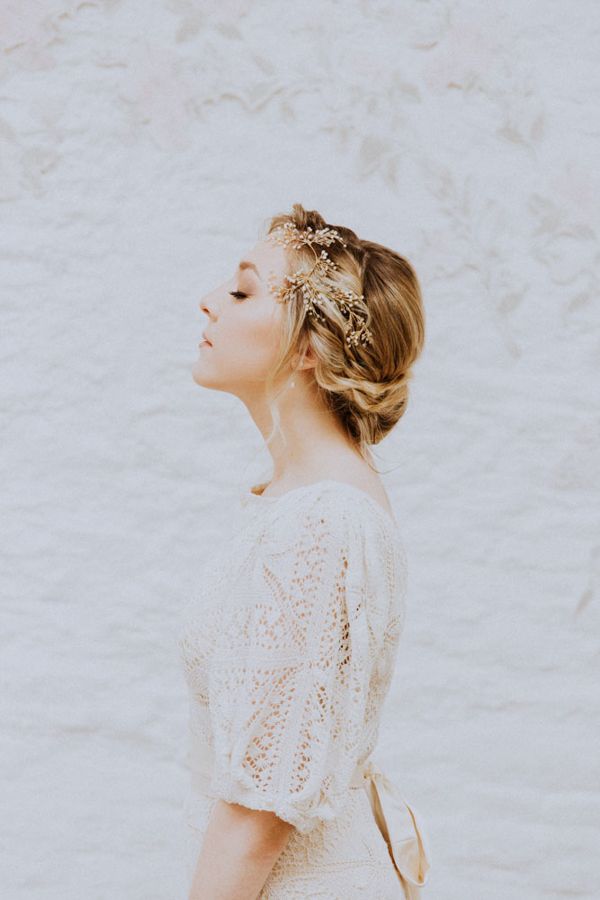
[178,204,431,899]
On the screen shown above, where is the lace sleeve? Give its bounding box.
[205,493,372,834]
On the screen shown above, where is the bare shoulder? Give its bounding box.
[327,468,395,519]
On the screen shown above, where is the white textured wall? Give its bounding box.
[2,2,599,898]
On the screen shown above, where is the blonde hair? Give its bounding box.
[257,202,425,480]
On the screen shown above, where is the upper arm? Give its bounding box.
[217,798,295,854]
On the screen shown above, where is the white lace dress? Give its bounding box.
[177,480,430,899]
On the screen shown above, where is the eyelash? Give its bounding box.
[229,291,248,301]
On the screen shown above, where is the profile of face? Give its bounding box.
[192,238,294,400]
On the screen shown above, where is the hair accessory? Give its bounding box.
[266,222,373,351]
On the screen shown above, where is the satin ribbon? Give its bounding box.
[350,759,432,898]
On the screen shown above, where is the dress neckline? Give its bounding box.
[245,478,399,528]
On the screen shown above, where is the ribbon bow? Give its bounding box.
[356,759,432,898]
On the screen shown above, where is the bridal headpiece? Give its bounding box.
[266,221,373,351]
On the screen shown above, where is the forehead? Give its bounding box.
[241,239,289,281]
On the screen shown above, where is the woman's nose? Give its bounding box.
[199,296,213,317]
[200,280,225,317]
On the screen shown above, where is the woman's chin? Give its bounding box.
[191,358,211,387]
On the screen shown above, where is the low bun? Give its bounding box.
[323,367,414,447]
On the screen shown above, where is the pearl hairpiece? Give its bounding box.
[266,221,373,351]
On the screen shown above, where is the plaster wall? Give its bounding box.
[1,2,599,898]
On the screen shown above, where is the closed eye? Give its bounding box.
[229,291,248,301]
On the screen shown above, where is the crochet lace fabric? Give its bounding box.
[178,482,410,899]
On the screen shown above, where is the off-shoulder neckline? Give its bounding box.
[245,478,399,528]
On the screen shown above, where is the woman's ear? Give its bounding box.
[295,342,317,371]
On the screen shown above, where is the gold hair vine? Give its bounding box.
[266,222,373,351]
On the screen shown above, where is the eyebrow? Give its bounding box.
[238,260,261,279]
